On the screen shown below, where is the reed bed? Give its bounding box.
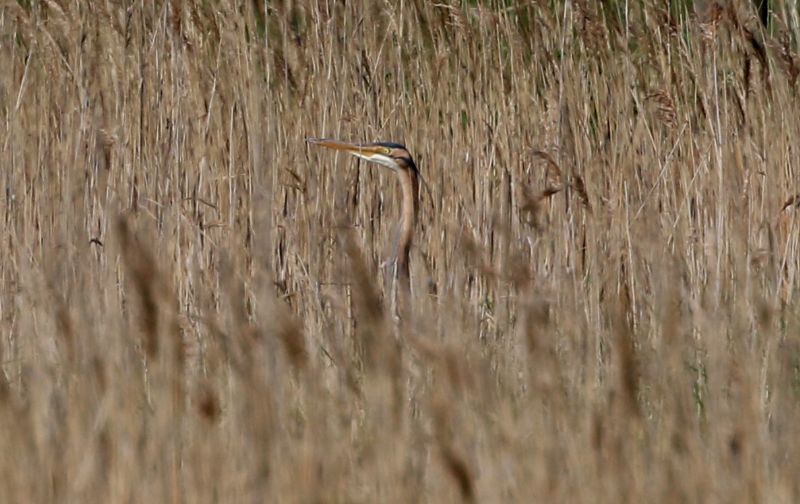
[1,0,799,501]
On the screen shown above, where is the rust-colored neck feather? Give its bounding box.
[394,168,419,293]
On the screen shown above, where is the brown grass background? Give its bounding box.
[1,0,800,502]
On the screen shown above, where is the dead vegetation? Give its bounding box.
[1,0,800,501]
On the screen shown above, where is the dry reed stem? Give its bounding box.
[0,1,799,502]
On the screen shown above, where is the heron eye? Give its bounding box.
[383,148,392,155]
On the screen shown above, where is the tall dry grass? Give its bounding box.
[1,0,800,501]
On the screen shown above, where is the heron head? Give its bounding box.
[307,138,418,174]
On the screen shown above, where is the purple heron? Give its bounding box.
[306,138,420,315]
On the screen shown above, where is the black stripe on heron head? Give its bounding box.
[365,142,419,174]
[369,141,408,150]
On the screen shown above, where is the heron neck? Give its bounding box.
[395,169,418,282]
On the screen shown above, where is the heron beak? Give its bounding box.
[307,137,400,171]
[306,138,386,158]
